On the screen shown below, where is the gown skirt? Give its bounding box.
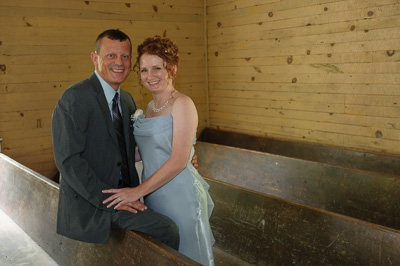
[134,114,215,266]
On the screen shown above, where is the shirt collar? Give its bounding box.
[94,70,120,105]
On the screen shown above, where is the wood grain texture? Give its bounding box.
[2,0,400,177]
[0,0,207,178]
[207,0,400,155]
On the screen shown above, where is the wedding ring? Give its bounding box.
[118,197,122,202]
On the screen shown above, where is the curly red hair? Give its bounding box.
[134,36,180,80]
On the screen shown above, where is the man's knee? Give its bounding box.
[162,217,180,250]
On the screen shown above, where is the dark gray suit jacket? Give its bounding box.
[52,73,139,243]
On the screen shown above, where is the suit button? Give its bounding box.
[117,162,121,166]
[73,194,78,198]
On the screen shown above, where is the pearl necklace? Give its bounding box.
[151,90,176,113]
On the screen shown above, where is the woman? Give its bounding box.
[103,36,215,265]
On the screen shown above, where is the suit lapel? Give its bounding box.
[89,73,120,148]
[120,92,132,152]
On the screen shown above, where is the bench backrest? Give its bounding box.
[199,127,400,176]
[207,177,400,265]
[196,141,400,230]
[0,153,198,266]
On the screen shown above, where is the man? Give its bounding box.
[52,29,179,248]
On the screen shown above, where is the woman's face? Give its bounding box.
[139,53,173,93]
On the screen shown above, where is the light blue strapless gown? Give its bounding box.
[134,113,215,266]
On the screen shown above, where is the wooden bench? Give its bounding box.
[196,141,400,231]
[2,151,400,265]
[0,153,203,265]
[0,153,249,265]
[199,127,400,176]
[207,177,400,265]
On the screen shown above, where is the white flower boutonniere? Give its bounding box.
[131,109,143,123]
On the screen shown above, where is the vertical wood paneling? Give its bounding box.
[0,0,207,179]
[206,0,400,155]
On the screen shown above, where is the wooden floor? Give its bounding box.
[0,208,57,265]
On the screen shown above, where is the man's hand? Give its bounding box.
[191,152,199,170]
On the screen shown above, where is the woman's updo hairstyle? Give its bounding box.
[134,35,180,80]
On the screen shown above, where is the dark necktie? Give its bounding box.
[112,93,131,187]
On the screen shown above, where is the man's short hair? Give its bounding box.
[95,29,132,55]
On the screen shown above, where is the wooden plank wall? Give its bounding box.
[0,0,207,179]
[206,0,400,156]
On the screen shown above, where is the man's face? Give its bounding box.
[91,37,131,91]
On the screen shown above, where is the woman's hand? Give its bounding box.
[102,187,142,210]
[117,201,147,214]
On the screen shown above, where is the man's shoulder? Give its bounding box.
[63,74,99,96]
[120,89,137,113]
[120,89,133,100]
[69,73,98,91]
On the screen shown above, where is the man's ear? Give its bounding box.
[90,52,98,67]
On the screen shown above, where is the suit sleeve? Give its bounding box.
[52,88,112,211]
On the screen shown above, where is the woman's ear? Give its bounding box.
[171,65,178,78]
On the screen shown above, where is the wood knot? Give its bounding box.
[153,5,158,12]
[125,3,131,7]
[287,56,293,64]
[214,52,219,57]
[217,22,222,27]
[84,1,89,5]
[292,77,297,83]
[375,130,383,138]
[350,25,356,31]
[253,66,262,73]
[367,11,374,16]
[268,12,273,17]
[386,50,395,56]
[307,50,311,55]
[324,7,328,11]
[0,64,6,72]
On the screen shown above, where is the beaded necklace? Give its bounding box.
[151,89,176,112]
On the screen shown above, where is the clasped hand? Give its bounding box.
[102,187,146,214]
